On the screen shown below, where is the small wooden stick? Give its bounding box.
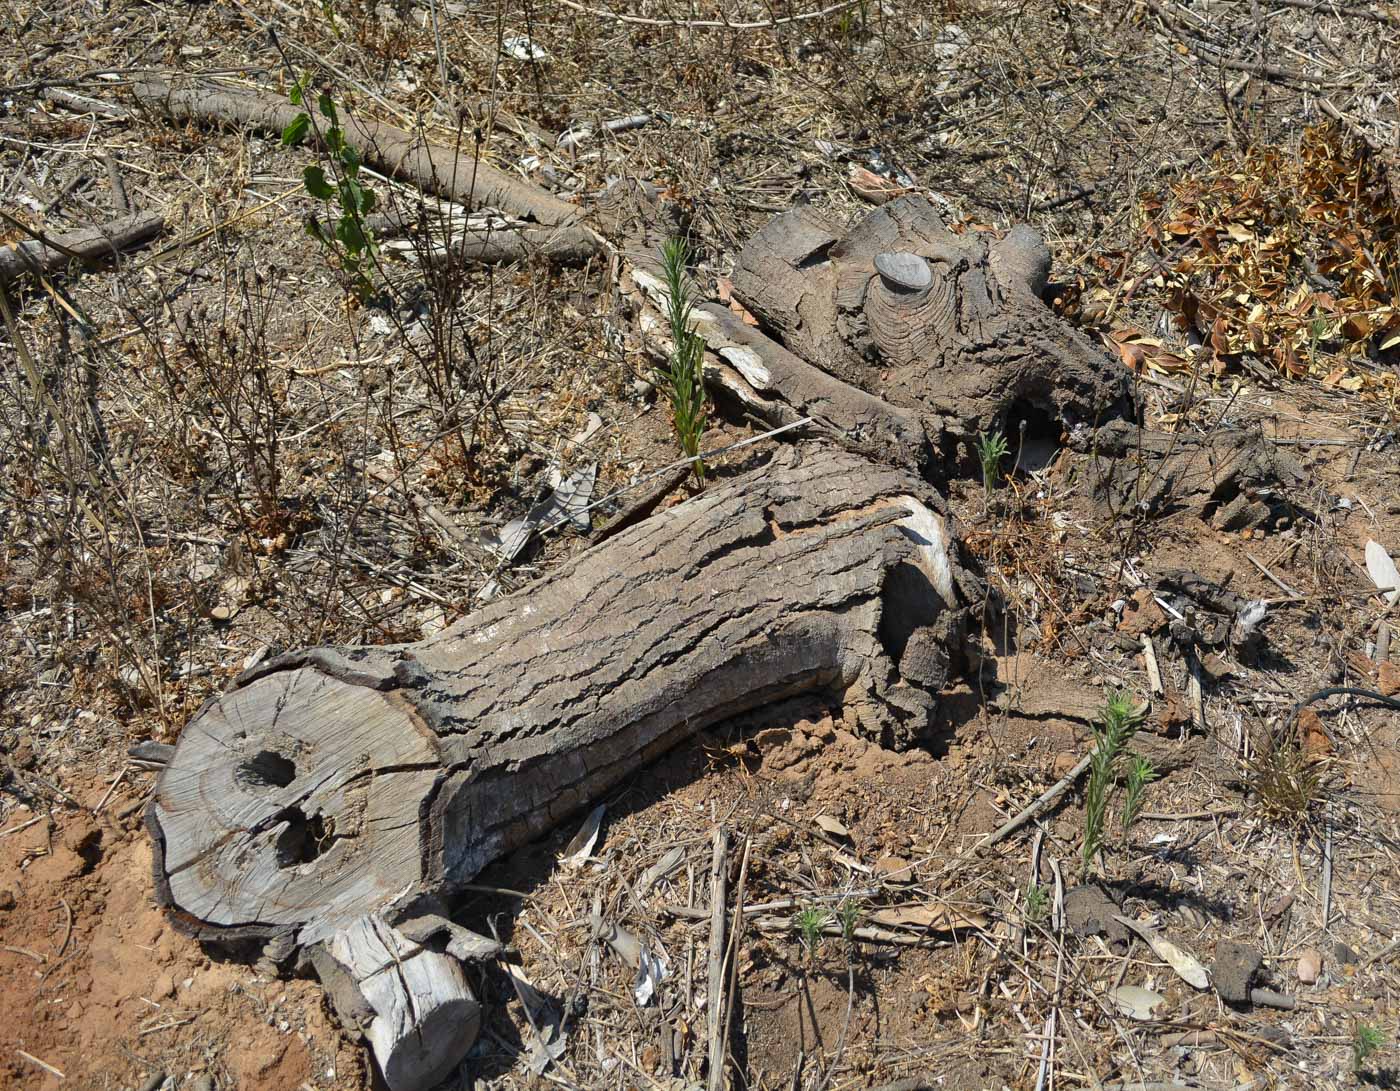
[16,1050,66,1079]
[705,829,728,1091]
[1247,554,1301,599]
[1141,634,1164,696]
[103,153,132,213]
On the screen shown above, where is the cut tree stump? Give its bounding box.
[626,195,1128,466]
[149,445,978,1089]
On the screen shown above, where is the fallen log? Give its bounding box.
[129,77,595,236]
[0,212,164,286]
[382,222,601,267]
[149,445,978,1089]
[148,193,1134,1090]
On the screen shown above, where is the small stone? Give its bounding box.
[631,377,656,400]
[1297,948,1323,984]
[0,888,16,911]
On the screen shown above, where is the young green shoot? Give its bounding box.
[796,905,829,957]
[837,898,862,941]
[1023,882,1049,924]
[1121,755,1157,835]
[975,429,1009,498]
[658,237,709,482]
[281,77,379,301]
[1353,1022,1385,1071]
[1082,689,1146,876]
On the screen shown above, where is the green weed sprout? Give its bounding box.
[1353,1023,1385,1071]
[1082,690,1147,875]
[658,238,709,482]
[837,898,862,941]
[281,77,378,300]
[975,429,1009,497]
[796,905,829,957]
[1121,756,1157,835]
[1024,882,1049,924]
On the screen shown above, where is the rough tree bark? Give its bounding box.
[150,446,977,1089]
[149,192,1131,1090]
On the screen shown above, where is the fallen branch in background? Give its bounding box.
[0,212,165,287]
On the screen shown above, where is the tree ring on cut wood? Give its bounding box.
[151,667,440,945]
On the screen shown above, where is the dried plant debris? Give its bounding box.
[1086,123,1400,400]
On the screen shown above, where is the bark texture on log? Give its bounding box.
[726,196,1128,452]
[130,78,592,233]
[149,445,977,1087]
[0,212,164,286]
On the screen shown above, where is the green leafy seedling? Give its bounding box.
[975,429,1009,497]
[281,78,378,300]
[1353,1022,1385,1071]
[1024,882,1049,924]
[657,237,709,482]
[1082,689,1146,875]
[796,905,829,957]
[1121,755,1157,835]
[837,898,862,941]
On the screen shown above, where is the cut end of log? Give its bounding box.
[151,667,438,946]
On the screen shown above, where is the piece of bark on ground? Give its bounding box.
[1086,419,1307,528]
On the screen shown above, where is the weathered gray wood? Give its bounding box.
[150,445,976,1088]
[729,195,1128,451]
[130,77,593,233]
[0,212,164,286]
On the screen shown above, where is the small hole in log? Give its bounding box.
[274,807,335,867]
[237,750,297,789]
[1004,399,1061,475]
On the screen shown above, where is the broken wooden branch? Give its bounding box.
[0,212,164,286]
[129,77,598,236]
[385,223,601,267]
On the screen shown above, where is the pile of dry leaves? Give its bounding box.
[1088,122,1400,402]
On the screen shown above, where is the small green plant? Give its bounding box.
[281,76,378,300]
[795,905,829,956]
[1353,1022,1385,1071]
[1121,755,1157,834]
[1023,882,1049,924]
[658,237,709,482]
[836,898,862,941]
[975,429,1009,497]
[1081,689,1148,875]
